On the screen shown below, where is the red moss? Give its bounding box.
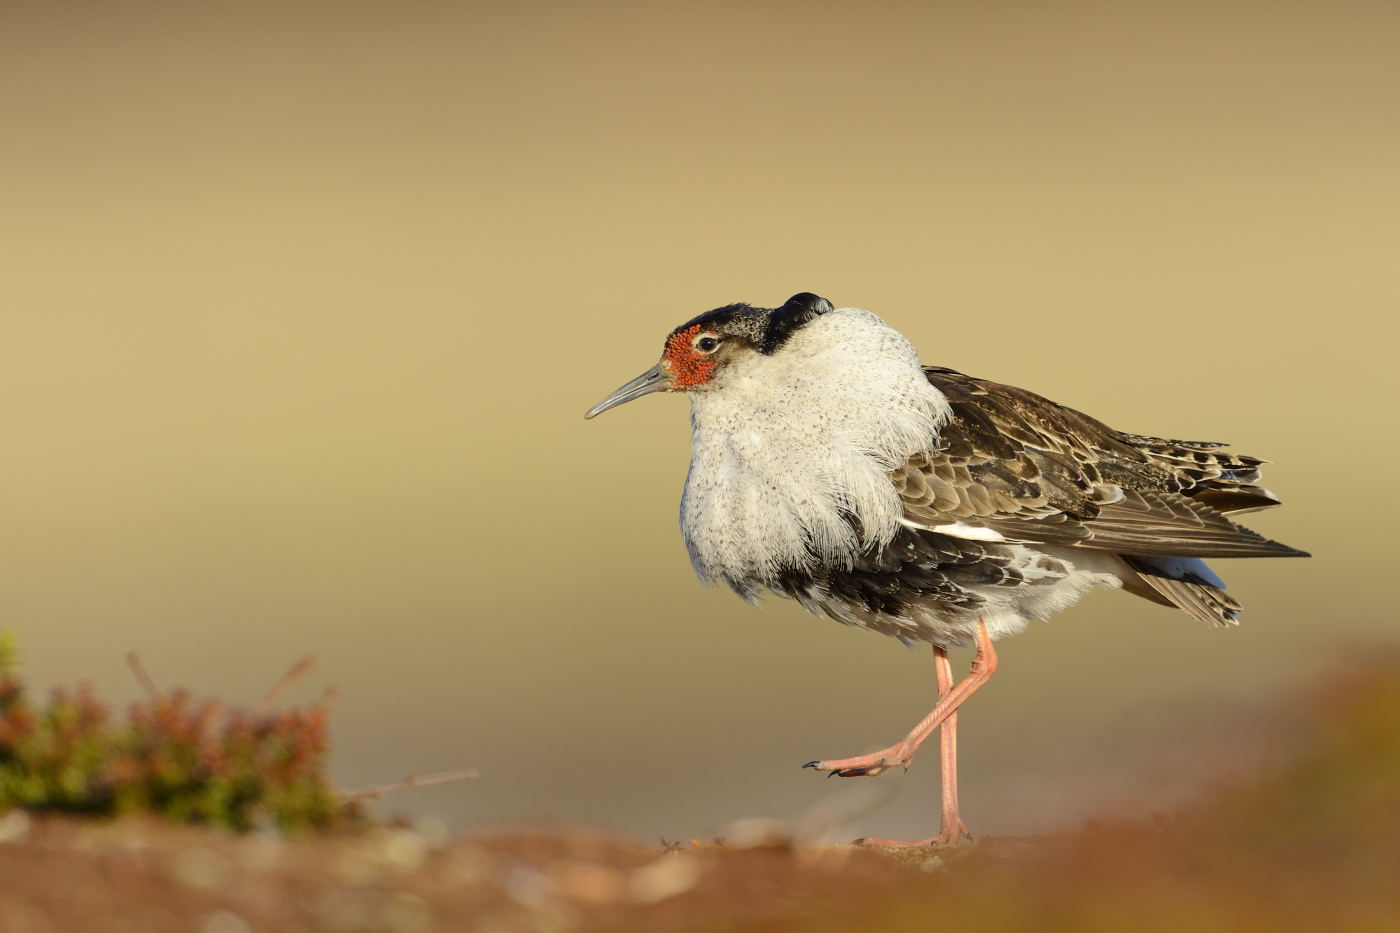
[0,673,357,832]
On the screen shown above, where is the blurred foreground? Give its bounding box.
[1,653,1397,933]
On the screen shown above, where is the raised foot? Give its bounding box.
[802,740,915,778]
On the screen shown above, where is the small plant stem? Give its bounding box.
[258,656,316,713]
[343,767,480,801]
[124,651,161,699]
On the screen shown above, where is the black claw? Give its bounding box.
[832,767,875,778]
[802,761,820,769]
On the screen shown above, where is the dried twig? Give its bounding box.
[124,651,161,700]
[343,767,480,801]
[257,655,315,713]
[313,685,340,710]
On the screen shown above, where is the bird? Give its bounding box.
[584,292,1307,847]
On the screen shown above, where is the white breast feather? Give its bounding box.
[681,308,951,597]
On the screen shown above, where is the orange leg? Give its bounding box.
[932,646,973,844]
[804,620,997,845]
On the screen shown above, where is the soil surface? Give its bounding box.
[1,807,1397,933]
[2,814,974,933]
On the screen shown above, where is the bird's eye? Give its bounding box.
[694,334,721,353]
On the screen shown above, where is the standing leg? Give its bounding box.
[932,646,971,844]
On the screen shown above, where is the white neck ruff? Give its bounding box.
[680,308,950,597]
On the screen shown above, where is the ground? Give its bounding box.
[2,655,1398,932]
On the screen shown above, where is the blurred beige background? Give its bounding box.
[3,0,1395,841]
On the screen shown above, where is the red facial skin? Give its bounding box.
[662,324,718,389]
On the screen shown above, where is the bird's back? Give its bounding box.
[895,368,1306,628]
[919,366,1289,524]
[776,366,1307,641]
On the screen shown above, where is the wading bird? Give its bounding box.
[585,293,1305,846]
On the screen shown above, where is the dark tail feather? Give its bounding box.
[1123,556,1242,628]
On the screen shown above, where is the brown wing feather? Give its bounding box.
[1118,433,1283,515]
[899,368,1308,559]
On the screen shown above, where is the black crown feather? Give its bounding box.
[760,292,833,354]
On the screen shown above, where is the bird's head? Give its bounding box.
[584,292,834,419]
